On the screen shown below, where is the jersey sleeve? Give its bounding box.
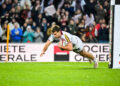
[48,34,55,42]
[64,33,72,43]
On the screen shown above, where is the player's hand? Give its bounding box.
[58,42,64,50]
[40,52,45,57]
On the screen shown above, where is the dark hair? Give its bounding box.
[52,25,60,33]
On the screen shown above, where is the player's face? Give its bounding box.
[53,31,61,38]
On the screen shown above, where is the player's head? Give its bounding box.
[52,25,61,38]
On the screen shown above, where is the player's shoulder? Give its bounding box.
[61,31,73,41]
[62,31,71,36]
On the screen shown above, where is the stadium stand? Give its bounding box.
[0,0,110,43]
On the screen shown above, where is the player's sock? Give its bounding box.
[93,57,98,68]
[93,57,97,63]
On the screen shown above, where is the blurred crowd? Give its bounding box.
[0,0,110,43]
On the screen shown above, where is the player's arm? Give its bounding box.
[58,42,73,51]
[40,40,52,56]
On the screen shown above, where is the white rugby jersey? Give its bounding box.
[48,31,83,51]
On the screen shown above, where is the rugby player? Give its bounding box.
[40,25,98,68]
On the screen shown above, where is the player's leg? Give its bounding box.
[79,49,94,60]
[74,37,98,68]
[79,49,98,68]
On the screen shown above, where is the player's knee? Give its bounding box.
[79,52,86,57]
[82,54,87,57]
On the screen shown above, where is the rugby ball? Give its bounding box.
[59,39,67,46]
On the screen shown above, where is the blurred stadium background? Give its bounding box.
[0,0,120,86]
[0,0,110,43]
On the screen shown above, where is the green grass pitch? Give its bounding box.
[0,62,120,86]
